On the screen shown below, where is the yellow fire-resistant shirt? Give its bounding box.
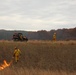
[14,49,21,56]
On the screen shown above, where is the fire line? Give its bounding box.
[0,60,13,70]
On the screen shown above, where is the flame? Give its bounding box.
[0,60,12,70]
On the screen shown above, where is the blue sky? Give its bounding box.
[0,0,76,31]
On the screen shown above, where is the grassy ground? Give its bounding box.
[0,40,76,75]
[1,67,76,75]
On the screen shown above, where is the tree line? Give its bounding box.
[0,27,76,40]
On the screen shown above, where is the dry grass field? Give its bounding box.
[0,40,76,75]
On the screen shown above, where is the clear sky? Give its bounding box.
[0,0,76,31]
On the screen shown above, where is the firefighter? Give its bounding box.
[53,33,56,41]
[13,47,21,63]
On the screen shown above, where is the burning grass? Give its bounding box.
[0,60,13,70]
[0,60,10,70]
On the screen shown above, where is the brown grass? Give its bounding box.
[0,40,76,75]
[0,67,76,75]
